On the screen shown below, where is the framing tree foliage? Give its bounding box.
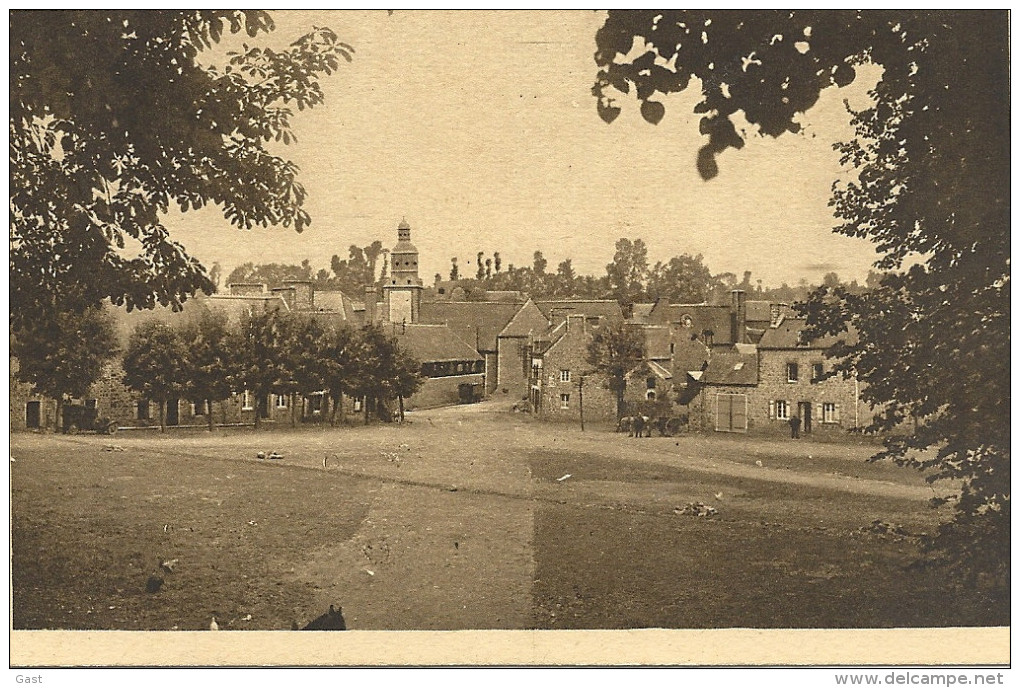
[594,11,1009,586]
[10,11,351,327]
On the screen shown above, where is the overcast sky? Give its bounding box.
[168,10,883,289]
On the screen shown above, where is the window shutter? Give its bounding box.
[816,403,823,420]
[769,400,775,419]
[834,403,841,423]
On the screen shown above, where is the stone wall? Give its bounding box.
[405,373,485,410]
[496,336,530,400]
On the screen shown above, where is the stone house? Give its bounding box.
[686,316,865,437]
[495,299,552,401]
[529,315,616,423]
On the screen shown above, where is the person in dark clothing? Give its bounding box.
[789,414,801,439]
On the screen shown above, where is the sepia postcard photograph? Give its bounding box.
[7,9,1010,673]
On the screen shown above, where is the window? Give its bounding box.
[192,400,206,416]
[670,342,676,355]
[137,400,150,421]
[276,395,288,409]
[560,393,570,409]
[823,402,838,424]
[786,362,799,383]
[774,400,789,420]
[646,377,656,390]
[353,398,363,412]
[646,390,656,401]
[560,369,571,383]
[812,363,825,383]
[86,399,98,410]
[241,391,254,411]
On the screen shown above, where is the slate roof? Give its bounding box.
[757,317,854,350]
[499,300,551,338]
[646,360,673,380]
[419,301,522,352]
[312,290,356,320]
[639,325,672,360]
[701,347,759,386]
[745,300,773,324]
[535,300,624,324]
[667,304,735,343]
[628,303,655,323]
[388,323,483,363]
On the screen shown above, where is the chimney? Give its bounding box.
[731,289,747,343]
[282,280,313,311]
[364,286,378,323]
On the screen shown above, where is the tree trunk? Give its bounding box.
[55,395,64,434]
[338,392,346,423]
[291,393,297,428]
[615,385,625,421]
[159,400,166,433]
[364,396,370,425]
[579,381,585,432]
[207,399,214,432]
[329,395,338,426]
[398,395,405,422]
[254,392,260,430]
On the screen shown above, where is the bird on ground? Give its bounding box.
[145,575,164,594]
[210,617,220,631]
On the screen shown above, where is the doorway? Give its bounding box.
[798,401,812,434]
[166,399,180,426]
[25,401,40,429]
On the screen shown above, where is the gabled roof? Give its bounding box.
[701,347,758,386]
[419,300,522,352]
[535,299,623,324]
[389,323,483,363]
[499,299,551,338]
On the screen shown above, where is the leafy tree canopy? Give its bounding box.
[10,11,351,327]
[594,10,1009,585]
[12,306,118,416]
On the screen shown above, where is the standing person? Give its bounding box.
[789,413,801,439]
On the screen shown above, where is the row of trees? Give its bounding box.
[122,307,424,431]
[445,242,872,304]
[223,241,391,296]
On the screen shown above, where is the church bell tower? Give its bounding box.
[383,218,423,324]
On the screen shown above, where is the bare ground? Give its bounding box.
[9,403,1006,630]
